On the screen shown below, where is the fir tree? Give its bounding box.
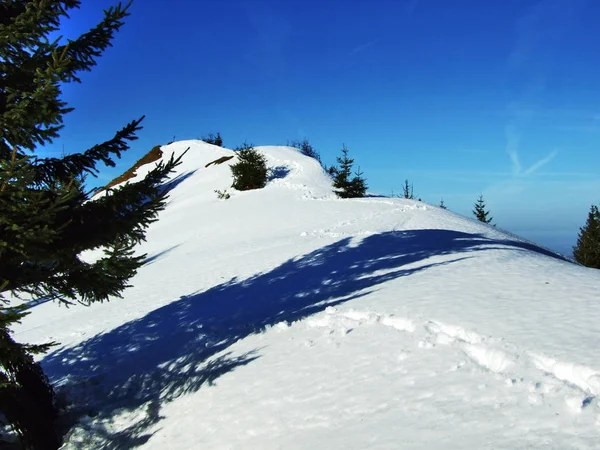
[347,167,368,198]
[402,179,414,199]
[289,138,326,171]
[439,199,447,209]
[202,132,223,147]
[0,2,184,447]
[473,194,493,224]
[214,132,223,147]
[331,145,353,196]
[292,138,319,161]
[230,142,268,190]
[573,204,600,268]
[331,145,367,198]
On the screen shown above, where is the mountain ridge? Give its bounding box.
[14,140,600,449]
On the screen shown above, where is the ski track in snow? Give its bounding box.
[11,142,600,449]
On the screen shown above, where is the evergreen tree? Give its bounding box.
[289,138,326,171]
[230,142,268,190]
[202,132,223,147]
[0,2,184,447]
[299,139,316,159]
[439,199,447,209]
[331,145,367,198]
[392,180,419,200]
[294,139,319,161]
[573,204,600,268]
[402,179,414,199]
[473,194,493,224]
[214,132,223,147]
[331,145,353,196]
[346,167,368,198]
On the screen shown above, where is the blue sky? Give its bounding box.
[50,0,600,256]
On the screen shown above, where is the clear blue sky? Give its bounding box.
[50,0,600,256]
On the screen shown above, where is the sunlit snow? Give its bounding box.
[14,141,600,449]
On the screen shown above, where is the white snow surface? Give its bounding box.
[14,141,600,449]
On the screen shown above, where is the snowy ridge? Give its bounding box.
[113,141,336,201]
[14,141,600,449]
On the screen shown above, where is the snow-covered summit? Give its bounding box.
[119,140,336,200]
[15,141,600,449]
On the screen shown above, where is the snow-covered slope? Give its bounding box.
[14,141,600,449]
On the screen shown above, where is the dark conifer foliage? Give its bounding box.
[0,2,184,447]
[473,194,493,224]
[347,167,368,198]
[202,132,223,147]
[290,138,322,164]
[402,179,415,199]
[230,142,269,191]
[439,199,447,209]
[331,145,367,198]
[573,204,600,268]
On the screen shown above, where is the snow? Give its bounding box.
[12,140,600,449]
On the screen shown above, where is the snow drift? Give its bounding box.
[14,141,600,449]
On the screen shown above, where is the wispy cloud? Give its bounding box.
[500,0,587,180]
[523,149,558,175]
[504,122,559,177]
[348,39,380,56]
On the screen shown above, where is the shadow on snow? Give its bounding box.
[159,169,197,195]
[267,165,291,181]
[41,229,568,447]
[142,245,181,267]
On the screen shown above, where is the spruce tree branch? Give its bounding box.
[57,1,132,83]
[32,116,144,184]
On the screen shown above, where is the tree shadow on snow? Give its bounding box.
[142,245,181,266]
[41,229,567,447]
[159,169,197,195]
[267,165,291,181]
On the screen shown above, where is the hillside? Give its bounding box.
[14,141,600,449]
